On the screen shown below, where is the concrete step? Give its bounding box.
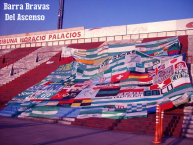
[113,126,146,134]
[184,110,193,114]
[183,120,193,124]
[182,124,193,129]
[72,120,114,130]
[71,121,82,126]
[18,116,56,123]
[62,117,75,122]
[184,106,193,110]
[75,118,119,123]
[182,128,193,134]
[58,120,72,125]
[163,131,182,137]
[57,117,75,125]
[82,122,113,130]
[182,133,193,139]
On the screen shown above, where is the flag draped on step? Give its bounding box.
[1,37,193,119]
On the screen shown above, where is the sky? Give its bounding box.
[0,0,193,36]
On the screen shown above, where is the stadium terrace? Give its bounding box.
[0,18,193,142]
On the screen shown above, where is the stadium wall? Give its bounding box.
[0,18,193,49]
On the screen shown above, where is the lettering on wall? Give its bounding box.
[0,31,83,45]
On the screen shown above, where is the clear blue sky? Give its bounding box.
[0,0,193,36]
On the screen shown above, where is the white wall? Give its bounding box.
[0,18,193,48]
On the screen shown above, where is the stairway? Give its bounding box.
[181,105,193,138]
[0,47,40,70]
[0,46,62,86]
[70,105,193,139]
[0,37,193,140]
[15,108,191,139]
[72,118,118,130]
[15,103,193,139]
[71,114,183,136]
[0,49,62,109]
[0,48,15,57]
